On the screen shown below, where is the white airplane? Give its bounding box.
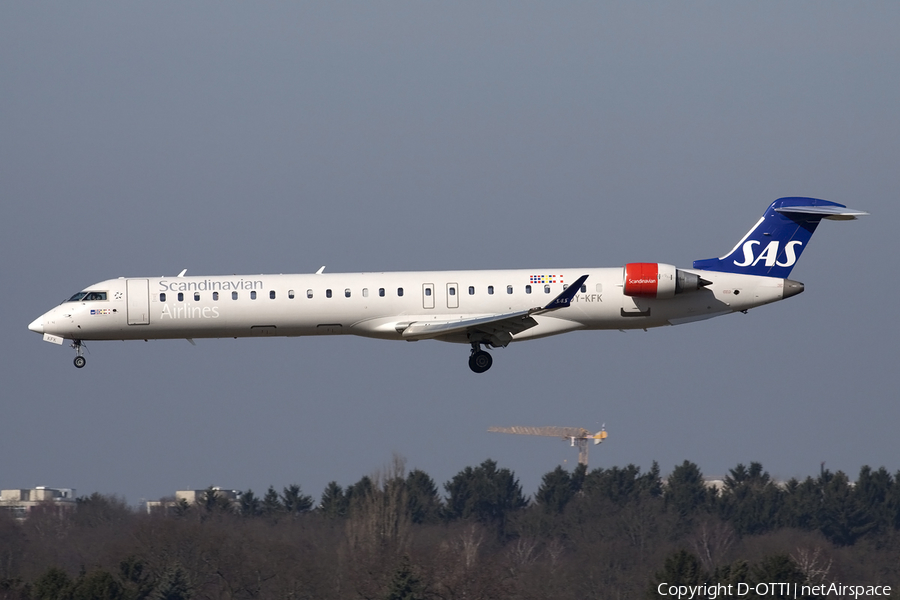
[28,198,866,373]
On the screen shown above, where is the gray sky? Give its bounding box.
[2,3,897,505]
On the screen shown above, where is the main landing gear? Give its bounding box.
[468,343,493,374]
[72,340,86,369]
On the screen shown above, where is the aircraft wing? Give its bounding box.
[399,274,588,345]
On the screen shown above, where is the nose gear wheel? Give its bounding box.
[72,340,87,369]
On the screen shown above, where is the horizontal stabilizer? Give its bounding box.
[774,205,869,220]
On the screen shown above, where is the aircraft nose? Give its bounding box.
[28,317,44,334]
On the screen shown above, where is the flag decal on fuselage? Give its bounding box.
[529,275,563,284]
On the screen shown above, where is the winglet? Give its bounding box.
[542,274,589,310]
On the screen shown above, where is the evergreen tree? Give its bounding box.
[262,485,283,516]
[119,556,153,599]
[854,465,893,532]
[718,462,784,535]
[648,550,706,598]
[70,569,125,600]
[712,560,750,588]
[319,481,348,518]
[444,459,527,537]
[200,487,233,515]
[571,462,587,493]
[149,566,192,600]
[665,461,712,519]
[535,466,574,514]
[347,475,375,513]
[886,469,900,530]
[239,489,262,517]
[818,470,874,546]
[747,554,809,599]
[405,469,442,524]
[779,476,820,530]
[30,567,72,600]
[281,484,314,516]
[172,498,191,518]
[383,555,424,600]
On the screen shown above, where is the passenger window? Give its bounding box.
[213,292,219,301]
[362,288,368,297]
[345,289,351,298]
[397,288,404,297]
[425,288,432,296]
[379,288,385,297]
[507,285,513,294]
[326,289,332,298]
[525,285,532,294]
[488,286,494,295]
[178,292,184,302]
[270,290,276,299]
[581,285,587,293]
[449,287,456,296]
[250,291,257,300]
[544,285,551,294]
[194,292,200,301]
[307,289,313,299]
[288,290,295,299]
[468,286,475,295]
[232,291,238,300]
[160,293,166,302]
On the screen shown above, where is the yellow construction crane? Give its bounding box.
[487,425,608,466]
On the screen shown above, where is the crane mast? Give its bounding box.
[488,425,607,466]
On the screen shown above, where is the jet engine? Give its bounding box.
[623,263,710,299]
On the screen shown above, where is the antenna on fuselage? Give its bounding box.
[177,269,187,278]
[315,266,325,275]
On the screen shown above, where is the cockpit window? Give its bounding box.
[66,291,107,302]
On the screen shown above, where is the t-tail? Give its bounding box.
[692,197,868,278]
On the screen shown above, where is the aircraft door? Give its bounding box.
[126,279,150,325]
[447,283,459,308]
[422,283,435,309]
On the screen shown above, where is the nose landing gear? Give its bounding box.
[72,340,86,368]
[468,343,493,374]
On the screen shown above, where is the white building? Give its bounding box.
[0,487,76,520]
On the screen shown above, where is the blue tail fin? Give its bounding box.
[693,197,867,278]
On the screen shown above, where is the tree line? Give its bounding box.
[1,458,898,599]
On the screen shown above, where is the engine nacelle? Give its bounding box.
[623,263,708,299]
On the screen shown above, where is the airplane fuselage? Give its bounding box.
[28,197,864,372]
[31,267,792,344]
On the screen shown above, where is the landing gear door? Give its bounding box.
[126,279,150,325]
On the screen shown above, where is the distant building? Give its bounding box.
[145,487,241,514]
[0,487,76,520]
[704,478,726,492]
[175,488,241,505]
